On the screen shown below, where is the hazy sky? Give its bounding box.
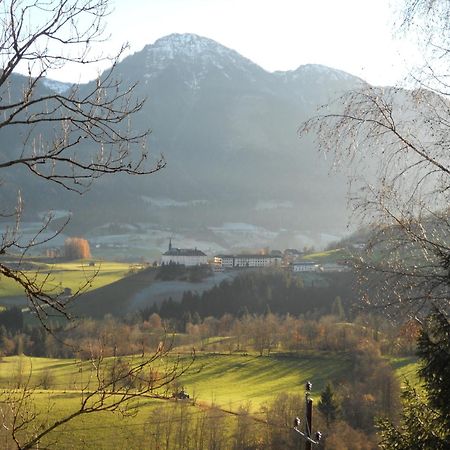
[50,0,419,86]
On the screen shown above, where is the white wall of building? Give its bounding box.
[161,254,208,266]
[292,263,320,272]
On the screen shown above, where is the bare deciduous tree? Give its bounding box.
[0,0,165,321]
[0,2,188,447]
[1,337,194,449]
[300,2,450,317]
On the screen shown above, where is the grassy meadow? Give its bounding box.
[0,351,420,449]
[0,352,351,407]
[389,355,421,388]
[0,260,131,299]
[302,248,352,262]
[0,351,351,448]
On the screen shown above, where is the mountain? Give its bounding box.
[2,33,365,250]
[41,78,72,94]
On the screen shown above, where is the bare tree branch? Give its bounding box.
[300,84,450,316]
[0,0,165,321]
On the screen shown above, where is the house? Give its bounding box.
[161,240,208,266]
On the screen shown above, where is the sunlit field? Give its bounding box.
[0,261,132,299]
[0,351,420,449]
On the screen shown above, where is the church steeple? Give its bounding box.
[169,238,172,251]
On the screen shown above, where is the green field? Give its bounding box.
[0,351,351,448]
[0,352,351,406]
[389,355,421,388]
[184,352,350,409]
[302,248,352,262]
[0,351,420,448]
[71,265,158,317]
[0,260,132,300]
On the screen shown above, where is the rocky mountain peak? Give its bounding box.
[141,33,261,77]
[152,33,226,56]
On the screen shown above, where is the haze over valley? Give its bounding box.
[2,33,365,256]
[2,1,450,448]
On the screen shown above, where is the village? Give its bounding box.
[161,239,352,273]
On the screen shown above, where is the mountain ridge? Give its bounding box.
[2,33,366,250]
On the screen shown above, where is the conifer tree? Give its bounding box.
[378,309,450,449]
[417,309,450,430]
[318,382,340,427]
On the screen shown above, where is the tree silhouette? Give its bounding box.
[318,382,340,427]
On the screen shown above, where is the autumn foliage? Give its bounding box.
[64,237,91,260]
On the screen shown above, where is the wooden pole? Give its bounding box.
[305,397,313,450]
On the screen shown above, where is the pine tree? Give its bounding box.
[417,308,450,429]
[378,309,450,449]
[318,382,340,427]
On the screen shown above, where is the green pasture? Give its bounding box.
[0,355,83,388]
[0,352,421,409]
[5,391,240,450]
[0,351,423,448]
[0,351,350,448]
[181,352,350,410]
[389,356,420,388]
[71,266,158,318]
[0,352,351,405]
[303,248,351,262]
[0,260,131,299]
[1,390,166,449]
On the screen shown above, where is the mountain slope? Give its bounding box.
[1,33,365,248]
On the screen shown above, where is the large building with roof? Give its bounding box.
[292,261,320,272]
[214,253,282,268]
[161,240,208,266]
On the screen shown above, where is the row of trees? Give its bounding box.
[134,393,376,450]
[0,307,419,362]
[145,270,356,321]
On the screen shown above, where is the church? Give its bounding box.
[161,240,208,266]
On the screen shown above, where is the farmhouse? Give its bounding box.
[161,240,208,266]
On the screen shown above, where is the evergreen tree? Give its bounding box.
[318,382,340,427]
[417,308,450,429]
[378,309,450,449]
[0,307,23,333]
[378,381,448,450]
[331,296,345,320]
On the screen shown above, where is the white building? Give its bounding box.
[161,240,208,266]
[321,262,351,272]
[214,255,234,268]
[292,261,321,272]
[214,254,282,268]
